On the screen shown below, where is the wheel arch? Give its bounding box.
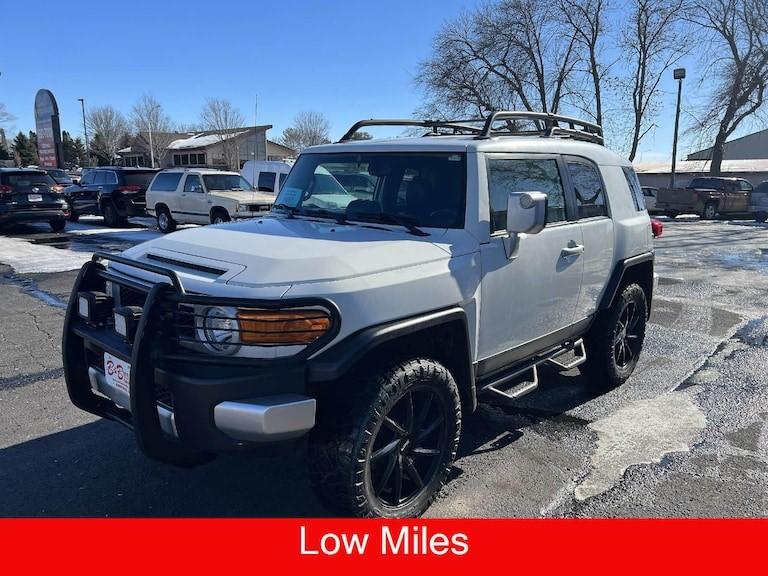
[307,307,477,414]
[599,252,654,316]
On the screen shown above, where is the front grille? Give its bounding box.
[245,203,271,212]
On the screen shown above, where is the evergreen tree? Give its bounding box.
[12,131,38,166]
[62,131,87,167]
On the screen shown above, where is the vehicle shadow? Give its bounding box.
[457,365,601,461]
[0,419,330,517]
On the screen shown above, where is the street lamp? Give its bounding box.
[670,67,686,189]
[147,103,161,168]
[78,98,90,167]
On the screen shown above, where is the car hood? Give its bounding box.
[123,216,455,287]
[208,190,276,203]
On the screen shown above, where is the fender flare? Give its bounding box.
[599,252,654,311]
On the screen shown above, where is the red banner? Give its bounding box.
[1,519,763,573]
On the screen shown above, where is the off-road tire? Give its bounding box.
[702,202,718,220]
[156,207,176,233]
[49,219,66,232]
[308,358,461,518]
[581,283,647,390]
[211,209,230,225]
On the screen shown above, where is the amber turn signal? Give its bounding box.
[237,309,331,345]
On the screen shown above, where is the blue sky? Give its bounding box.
[0,0,713,161]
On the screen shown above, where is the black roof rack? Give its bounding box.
[337,111,603,145]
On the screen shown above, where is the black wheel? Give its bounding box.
[754,212,768,223]
[582,283,647,390]
[664,211,678,219]
[49,219,66,232]
[102,202,121,227]
[702,202,718,220]
[156,207,176,233]
[68,207,79,222]
[211,210,230,225]
[309,358,461,518]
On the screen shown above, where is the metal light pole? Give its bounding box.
[78,98,90,167]
[670,68,686,189]
[148,103,160,168]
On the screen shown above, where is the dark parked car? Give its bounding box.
[63,167,158,226]
[655,176,754,220]
[0,168,69,231]
[44,168,74,188]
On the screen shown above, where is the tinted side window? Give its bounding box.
[739,180,753,191]
[94,171,107,185]
[184,175,203,193]
[258,171,277,192]
[568,161,608,219]
[151,173,183,192]
[80,172,94,186]
[622,166,645,211]
[488,158,566,232]
[105,171,118,184]
[279,172,288,189]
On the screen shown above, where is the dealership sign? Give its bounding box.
[34,89,63,168]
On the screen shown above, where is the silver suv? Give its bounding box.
[63,112,655,518]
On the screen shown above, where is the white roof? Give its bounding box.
[634,158,768,174]
[307,134,628,165]
[167,130,250,150]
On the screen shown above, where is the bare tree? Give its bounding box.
[558,0,610,126]
[687,0,768,174]
[131,94,175,167]
[278,111,331,153]
[86,105,129,163]
[200,98,246,170]
[619,0,689,161]
[417,0,581,121]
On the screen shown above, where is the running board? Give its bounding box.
[480,339,587,401]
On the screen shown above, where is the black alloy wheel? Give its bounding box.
[613,299,643,369]
[367,385,448,509]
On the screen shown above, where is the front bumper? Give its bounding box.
[63,254,338,464]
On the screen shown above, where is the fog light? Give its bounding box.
[114,306,142,341]
[77,291,112,325]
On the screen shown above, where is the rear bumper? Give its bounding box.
[0,207,66,223]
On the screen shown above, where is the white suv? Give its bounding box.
[63,112,655,518]
[146,168,275,233]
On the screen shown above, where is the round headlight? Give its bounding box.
[195,306,240,355]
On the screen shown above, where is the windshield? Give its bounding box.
[3,172,57,190]
[47,169,70,181]
[273,152,466,228]
[203,174,253,191]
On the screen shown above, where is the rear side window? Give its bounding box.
[279,172,288,188]
[622,166,646,211]
[568,160,608,219]
[94,171,108,185]
[151,173,183,192]
[487,158,567,232]
[184,175,203,193]
[124,171,157,188]
[738,180,753,191]
[258,171,277,192]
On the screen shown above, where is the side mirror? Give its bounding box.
[506,191,547,235]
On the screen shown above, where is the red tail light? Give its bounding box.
[52,184,65,193]
[0,184,13,193]
[117,185,141,193]
[651,219,663,238]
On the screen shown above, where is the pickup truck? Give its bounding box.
[655,176,760,220]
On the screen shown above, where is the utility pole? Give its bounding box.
[78,98,90,166]
[148,103,160,168]
[670,68,686,189]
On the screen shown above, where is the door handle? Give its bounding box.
[561,243,584,257]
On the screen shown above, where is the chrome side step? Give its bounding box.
[480,338,587,401]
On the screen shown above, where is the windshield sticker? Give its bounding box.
[448,154,461,161]
[280,186,303,207]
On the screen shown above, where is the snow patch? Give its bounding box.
[0,235,91,273]
[575,393,706,501]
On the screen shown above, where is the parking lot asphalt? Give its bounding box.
[0,215,766,517]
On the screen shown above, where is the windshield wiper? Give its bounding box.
[350,213,429,237]
[300,208,349,225]
[272,203,298,218]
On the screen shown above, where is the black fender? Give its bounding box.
[599,252,655,313]
[307,306,476,412]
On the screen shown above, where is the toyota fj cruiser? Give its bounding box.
[63,112,655,518]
